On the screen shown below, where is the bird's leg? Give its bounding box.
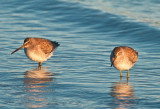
[120,76,122,83]
[127,70,129,78]
[38,62,42,69]
[127,76,129,84]
[120,70,122,77]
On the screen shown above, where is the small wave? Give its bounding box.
[62,0,160,29]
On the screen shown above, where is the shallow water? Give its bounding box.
[0,0,160,109]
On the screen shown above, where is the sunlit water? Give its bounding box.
[0,0,160,108]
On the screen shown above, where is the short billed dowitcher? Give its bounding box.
[110,46,138,78]
[11,37,60,67]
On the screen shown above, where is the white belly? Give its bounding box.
[113,59,134,71]
[24,48,53,62]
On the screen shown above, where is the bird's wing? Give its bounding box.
[40,39,54,54]
[126,47,138,63]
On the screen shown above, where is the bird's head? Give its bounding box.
[11,37,32,54]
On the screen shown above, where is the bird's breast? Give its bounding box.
[113,57,134,71]
[24,47,53,62]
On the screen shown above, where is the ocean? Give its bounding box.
[0,0,160,108]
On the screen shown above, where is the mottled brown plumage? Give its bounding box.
[11,37,60,67]
[110,46,138,78]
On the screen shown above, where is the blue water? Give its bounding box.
[0,0,160,108]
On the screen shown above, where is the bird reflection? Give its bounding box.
[111,77,136,109]
[23,67,55,108]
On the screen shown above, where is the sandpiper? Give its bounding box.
[11,37,60,67]
[110,46,138,78]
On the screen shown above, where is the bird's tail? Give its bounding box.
[52,41,60,48]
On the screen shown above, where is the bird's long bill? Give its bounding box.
[111,56,117,67]
[11,45,25,54]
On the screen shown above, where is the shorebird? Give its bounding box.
[11,37,60,67]
[110,46,138,78]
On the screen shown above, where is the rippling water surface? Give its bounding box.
[0,0,160,108]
